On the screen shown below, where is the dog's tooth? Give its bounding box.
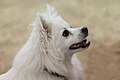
[76,44,79,47]
[78,44,80,47]
[73,44,77,47]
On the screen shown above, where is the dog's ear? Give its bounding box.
[35,12,51,34]
[41,17,51,34]
[34,5,58,34]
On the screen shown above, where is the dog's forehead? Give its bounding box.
[48,15,69,27]
[52,22,70,32]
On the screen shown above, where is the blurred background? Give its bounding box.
[0,0,120,80]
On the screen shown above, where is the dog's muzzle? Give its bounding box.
[69,27,91,50]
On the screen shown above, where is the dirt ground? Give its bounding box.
[0,0,120,80]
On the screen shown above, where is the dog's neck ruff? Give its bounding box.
[44,67,67,80]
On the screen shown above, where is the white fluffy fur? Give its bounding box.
[0,5,86,80]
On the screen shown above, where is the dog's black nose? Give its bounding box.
[81,27,88,35]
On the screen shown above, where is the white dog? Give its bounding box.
[0,5,90,80]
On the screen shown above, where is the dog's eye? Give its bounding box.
[62,30,69,37]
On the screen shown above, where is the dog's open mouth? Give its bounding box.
[69,39,90,50]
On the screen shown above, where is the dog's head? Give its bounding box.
[33,5,90,56]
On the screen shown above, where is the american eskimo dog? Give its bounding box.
[0,5,90,80]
